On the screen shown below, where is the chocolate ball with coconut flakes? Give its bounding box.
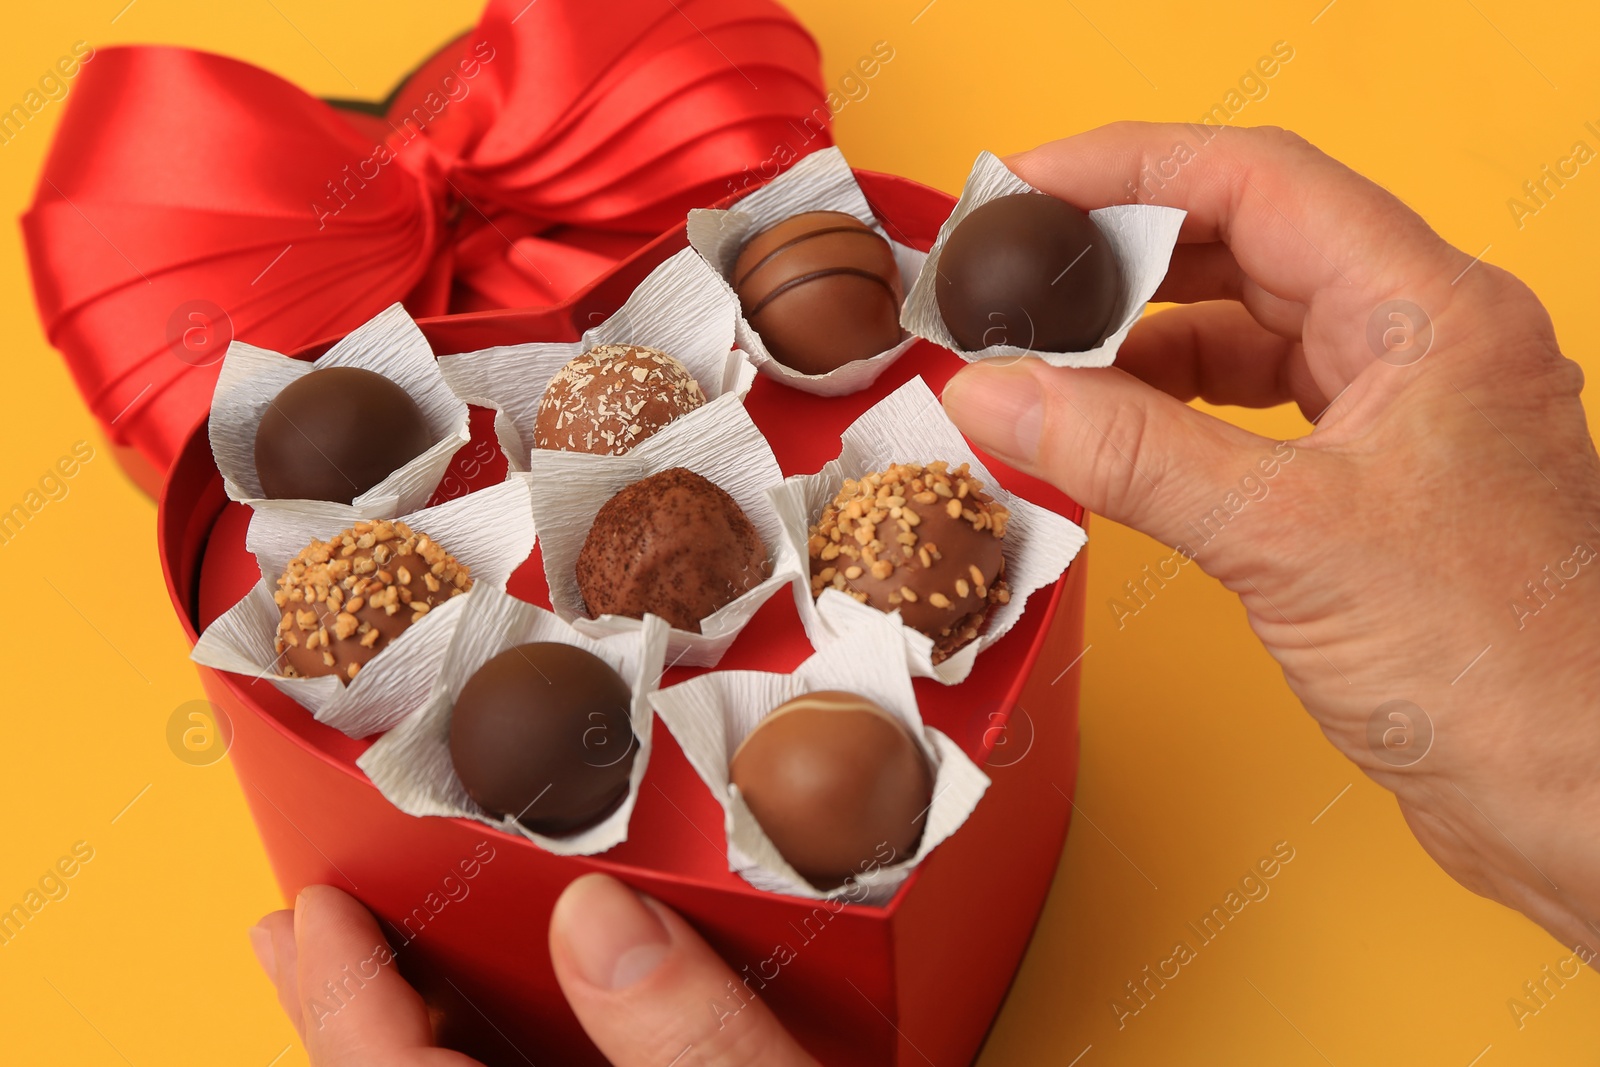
[533,344,707,456]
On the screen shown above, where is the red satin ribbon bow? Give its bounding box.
[22,0,829,477]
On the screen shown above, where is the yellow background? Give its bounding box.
[3,1,1597,1064]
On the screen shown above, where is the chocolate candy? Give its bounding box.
[577,467,770,632]
[732,211,904,375]
[254,367,432,503]
[274,520,472,682]
[935,193,1122,352]
[534,344,707,456]
[809,462,1010,663]
[449,642,637,835]
[731,691,932,888]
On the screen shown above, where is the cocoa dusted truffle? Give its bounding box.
[732,211,904,375]
[534,344,707,456]
[935,193,1122,352]
[732,691,932,888]
[809,462,1010,663]
[450,642,637,835]
[577,467,770,632]
[254,367,432,503]
[273,520,472,682]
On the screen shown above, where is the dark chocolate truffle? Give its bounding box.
[274,520,473,682]
[935,193,1122,352]
[450,642,637,835]
[809,462,1010,663]
[534,344,707,456]
[254,367,432,503]
[731,691,932,888]
[577,467,770,632]
[732,210,904,375]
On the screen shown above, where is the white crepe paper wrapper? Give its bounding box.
[528,397,801,668]
[769,376,1086,685]
[435,247,756,471]
[524,396,800,668]
[901,150,1186,367]
[354,586,669,856]
[650,612,988,903]
[687,146,928,396]
[190,476,538,738]
[209,303,470,514]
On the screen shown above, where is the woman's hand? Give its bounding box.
[943,122,1600,953]
[250,877,816,1065]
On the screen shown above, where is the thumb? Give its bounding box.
[942,359,1278,557]
[291,885,480,1065]
[550,874,817,1067]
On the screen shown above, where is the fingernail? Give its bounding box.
[248,923,275,976]
[553,874,671,991]
[942,364,1045,464]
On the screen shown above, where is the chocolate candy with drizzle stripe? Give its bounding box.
[732,211,905,376]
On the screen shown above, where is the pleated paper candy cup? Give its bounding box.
[650,611,988,903]
[901,150,1185,367]
[436,247,756,470]
[768,375,1086,684]
[190,476,537,738]
[210,303,471,513]
[687,145,927,396]
[356,586,669,857]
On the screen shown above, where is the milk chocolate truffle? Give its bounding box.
[534,344,708,456]
[732,211,904,375]
[274,520,473,682]
[577,467,770,632]
[449,642,637,835]
[254,367,432,503]
[935,193,1122,352]
[732,691,933,888]
[809,462,1010,663]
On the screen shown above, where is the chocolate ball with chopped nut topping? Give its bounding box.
[808,462,1010,663]
[274,520,473,682]
[534,344,707,456]
[254,367,433,504]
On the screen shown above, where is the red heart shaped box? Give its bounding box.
[157,169,1087,1066]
